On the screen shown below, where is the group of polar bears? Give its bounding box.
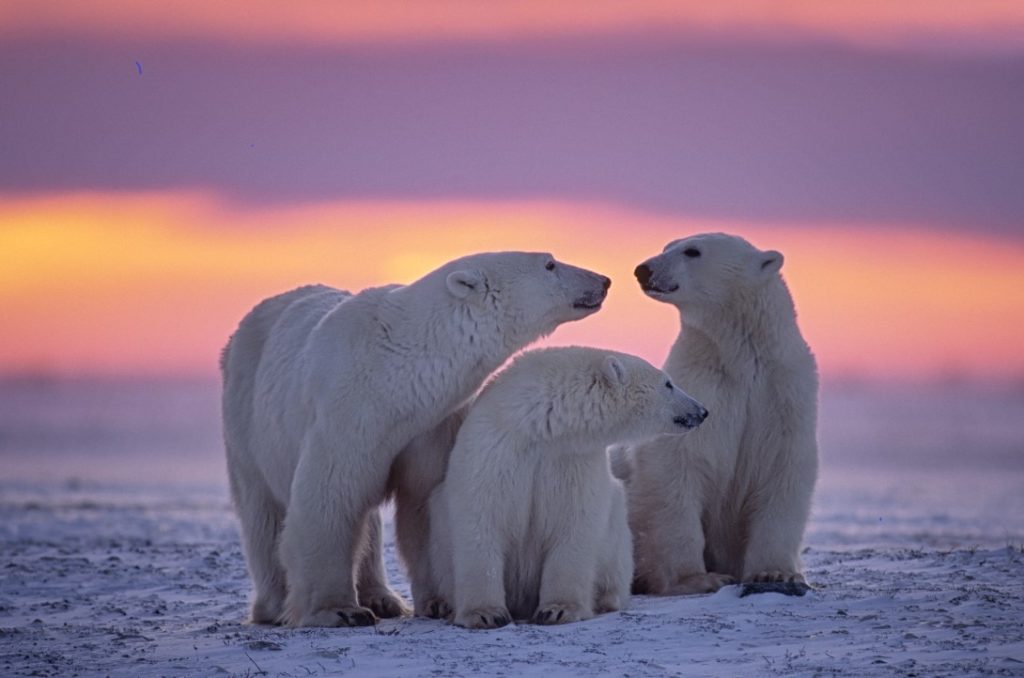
[221,233,819,629]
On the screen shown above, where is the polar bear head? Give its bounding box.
[489,347,707,448]
[633,233,785,324]
[439,252,611,347]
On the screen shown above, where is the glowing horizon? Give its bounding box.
[2,192,1022,383]
[2,1,1022,52]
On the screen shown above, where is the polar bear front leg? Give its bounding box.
[534,536,597,625]
[594,489,633,614]
[392,421,460,618]
[658,503,734,595]
[278,435,383,627]
[279,506,372,626]
[450,505,510,629]
[357,508,412,618]
[632,465,734,596]
[740,463,816,587]
[393,491,439,616]
[452,546,510,629]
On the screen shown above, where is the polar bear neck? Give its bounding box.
[673,277,809,373]
[477,369,631,450]
[376,286,521,411]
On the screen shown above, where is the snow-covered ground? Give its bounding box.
[1,379,1023,676]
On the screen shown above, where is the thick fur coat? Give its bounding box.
[625,233,819,595]
[221,252,610,626]
[425,346,708,628]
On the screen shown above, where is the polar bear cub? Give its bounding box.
[627,233,819,595]
[428,346,708,628]
[221,252,610,627]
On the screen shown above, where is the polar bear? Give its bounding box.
[425,346,708,629]
[221,252,610,627]
[625,232,819,595]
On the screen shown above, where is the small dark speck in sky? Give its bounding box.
[135,61,143,75]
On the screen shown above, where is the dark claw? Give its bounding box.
[740,581,812,598]
[555,609,564,622]
[338,609,378,626]
[371,597,405,619]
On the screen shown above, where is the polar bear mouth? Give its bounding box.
[572,291,607,310]
[642,283,679,295]
[673,415,700,429]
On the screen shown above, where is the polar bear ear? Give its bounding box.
[757,250,784,279]
[601,355,628,386]
[662,238,685,253]
[445,269,484,299]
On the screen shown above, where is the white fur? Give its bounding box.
[627,233,819,594]
[427,346,708,628]
[387,404,467,618]
[221,252,610,627]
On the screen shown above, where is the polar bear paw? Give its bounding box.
[748,570,806,584]
[533,602,589,625]
[249,595,285,625]
[741,572,811,597]
[359,588,411,619]
[290,605,378,627]
[420,597,452,620]
[669,572,736,595]
[594,591,623,614]
[455,605,512,629]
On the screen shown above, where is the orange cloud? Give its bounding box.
[2,191,1023,382]
[2,1,1021,49]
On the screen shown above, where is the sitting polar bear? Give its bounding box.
[625,232,819,595]
[221,252,610,627]
[425,346,708,628]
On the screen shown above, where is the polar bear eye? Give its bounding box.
[545,260,556,271]
[665,380,673,390]
[683,248,701,258]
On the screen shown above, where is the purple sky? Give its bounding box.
[2,32,1023,234]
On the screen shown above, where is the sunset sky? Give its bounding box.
[2,2,1023,383]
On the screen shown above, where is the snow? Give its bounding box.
[1,380,1023,676]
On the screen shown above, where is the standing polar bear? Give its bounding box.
[221,252,610,627]
[426,347,709,629]
[626,233,819,595]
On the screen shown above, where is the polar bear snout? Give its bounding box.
[673,406,708,430]
[672,396,708,430]
[634,260,678,296]
[573,288,607,309]
[571,273,612,310]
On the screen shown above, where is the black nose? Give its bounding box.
[698,407,709,422]
[634,263,652,286]
[601,276,612,291]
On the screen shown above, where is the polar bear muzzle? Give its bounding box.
[634,262,678,295]
[673,408,708,430]
[571,274,611,310]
